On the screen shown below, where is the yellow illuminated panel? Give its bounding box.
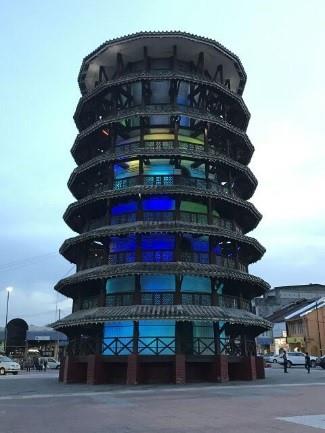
[144,133,175,141]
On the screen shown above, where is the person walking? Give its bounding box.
[283,350,288,373]
[305,352,311,373]
[26,357,32,373]
[43,359,48,372]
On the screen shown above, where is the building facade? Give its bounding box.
[52,32,270,384]
[286,298,325,355]
[254,284,325,318]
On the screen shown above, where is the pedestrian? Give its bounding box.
[34,357,40,371]
[305,352,311,373]
[43,359,48,372]
[283,350,288,373]
[26,357,32,373]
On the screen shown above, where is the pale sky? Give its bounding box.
[0,0,324,325]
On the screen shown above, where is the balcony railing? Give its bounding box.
[105,292,251,311]
[107,210,242,233]
[68,336,256,357]
[89,250,247,272]
[111,140,240,161]
[86,174,234,197]
[111,175,231,194]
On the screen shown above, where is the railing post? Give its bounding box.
[132,321,139,354]
[175,275,182,305]
[134,275,141,304]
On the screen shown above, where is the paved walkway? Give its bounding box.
[1,367,325,433]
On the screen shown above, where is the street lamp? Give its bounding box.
[4,287,13,353]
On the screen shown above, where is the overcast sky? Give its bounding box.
[1,0,324,326]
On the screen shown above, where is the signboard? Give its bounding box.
[34,336,51,341]
[287,337,304,344]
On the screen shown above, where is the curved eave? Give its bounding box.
[60,221,266,264]
[55,263,270,297]
[74,71,251,129]
[63,186,262,234]
[78,31,247,96]
[71,106,254,163]
[50,305,271,331]
[68,149,258,201]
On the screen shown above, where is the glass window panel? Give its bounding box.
[141,234,175,250]
[102,321,133,356]
[142,196,175,211]
[193,321,214,337]
[181,160,205,179]
[139,320,175,355]
[179,116,190,127]
[182,234,209,252]
[177,82,190,106]
[193,321,214,355]
[143,159,174,176]
[106,277,135,293]
[180,201,207,213]
[109,235,136,252]
[181,276,211,293]
[144,133,175,141]
[131,82,142,106]
[150,81,170,104]
[140,275,175,292]
[114,160,139,179]
[111,201,137,215]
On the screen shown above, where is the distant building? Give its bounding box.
[257,299,312,354]
[286,297,325,356]
[0,321,67,358]
[256,297,325,355]
[254,284,325,318]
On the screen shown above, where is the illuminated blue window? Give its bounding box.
[114,160,139,179]
[193,321,214,355]
[102,321,133,355]
[138,320,175,355]
[140,275,175,292]
[111,201,137,215]
[179,116,190,127]
[181,276,211,293]
[181,160,205,179]
[141,234,175,250]
[176,82,190,106]
[142,196,175,211]
[109,235,136,252]
[183,235,209,252]
[106,276,135,293]
[143,159,174,176]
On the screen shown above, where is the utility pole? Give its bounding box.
[316,300,323,356]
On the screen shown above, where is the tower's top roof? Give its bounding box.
[78,31,247,96]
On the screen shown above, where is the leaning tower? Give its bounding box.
[52,32,271,384]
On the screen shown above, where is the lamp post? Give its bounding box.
[4,286,13,354]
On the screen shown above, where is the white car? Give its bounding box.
[279,352,318,368]
[39,357,60,369]
[263,354,282,363]
[0,356,21,375]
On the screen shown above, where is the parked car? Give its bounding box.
[39,357,60,369]
[263,353,282,363]
[316,355,325,369]
[0,356,21,375]
[278,352,318,368]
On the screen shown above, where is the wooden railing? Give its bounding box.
[68,336,256,357]
[107,210,242,233]
[105,292,251,311]
[89,250,247,272]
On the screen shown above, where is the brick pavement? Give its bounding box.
[0,366,325,433]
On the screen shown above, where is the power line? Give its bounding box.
[0,252,59,272]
